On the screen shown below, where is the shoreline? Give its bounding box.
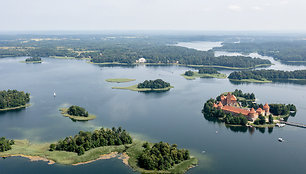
[1,154,55,165]
[0,104,31,112]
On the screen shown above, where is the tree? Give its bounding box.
[269,115,273,124]
[259,115,266,125]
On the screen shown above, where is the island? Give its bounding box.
[112,79,174,92]
[202,89,297,128]
[181,68,227,80]
[105,78,136,83]
[20,57,42,63]
[228,69,306,83]
[0,90,30,111]
[0,127,198,174]
[59,105,96,121]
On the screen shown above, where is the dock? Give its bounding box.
[280,121,306,128]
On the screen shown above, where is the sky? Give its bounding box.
[1,0,306,32]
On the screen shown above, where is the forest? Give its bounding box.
[25,57,41,62]
[215,40,306,63]
[137,79,170,89]
[198,68,220,74]
[184,70,194,76]
[0,90,30,109]
[228,70,306,81]
[138,141,190,170]
[49,127,132,155]
[67,105,89,117]
[0,137,14,152]
[0,35,271,68]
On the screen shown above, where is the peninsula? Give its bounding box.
[59,105,96,121]
[112,79,173,92]
[0,127,198,174]
[182,68,227,80]
[202,89,297,128]
[0,90,30,111]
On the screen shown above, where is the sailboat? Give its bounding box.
[53,92,56,97]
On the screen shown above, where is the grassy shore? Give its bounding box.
[0,139,198,174]
[181,72,227,80]
[105,78,136,83]
[59,108,96,121]
[0,104,31,112]
[112,85,174,92]
[229,79,272,83]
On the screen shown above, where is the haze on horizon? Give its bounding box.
[1,0,306,32]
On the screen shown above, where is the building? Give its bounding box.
[213,93,271,121]
[136,58,146,63]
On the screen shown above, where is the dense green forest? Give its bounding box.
[138,142,190,170]
[198,68,220,74]
[0,137,14,152]
[215,41,306,62]
[269,104,296,115]
[0,35,271,68]
[228,70,306,81]
[137,79,170,89]
[67,105,89,117]
[0,90,30,109]
[184,70,194,76]
[49,127,132,155]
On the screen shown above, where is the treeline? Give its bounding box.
[0,90,30,109]
[138,142,190,170]
[49,127,132,155]
[229,70,306,81]
[0,137,14,152]
[269,104,296,115]
[202,98,248,126]
[25,57,41,62]
[198,68,219,74]
[137,79,170,89]
[215,41,306,62]
[67,105,88,117]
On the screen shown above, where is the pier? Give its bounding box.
[280,121,306,128]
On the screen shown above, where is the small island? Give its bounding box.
[59,105,96,121]
[0,127,198,174]
[228,69,306,83]
[181,68,227,80]
[105,78,136,83]
[0,90,30,111]
[21,57,42,63]
[112,79,174,92]
[202,89,297,128]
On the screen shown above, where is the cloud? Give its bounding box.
[228,5,241,11]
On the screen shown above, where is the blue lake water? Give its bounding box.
[0,42,306,174]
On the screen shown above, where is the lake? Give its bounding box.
[0,42,306,174]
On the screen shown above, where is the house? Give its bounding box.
[136,58,146,63]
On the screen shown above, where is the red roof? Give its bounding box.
[230,95,237,101]
[256,108,263,112]
[213,103,218,108]
[263,103,270,109]
[249,108,256,114]
[221,95,225,100]
[218,102,223,107]
[222,105,250,116]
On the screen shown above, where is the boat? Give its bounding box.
[278,138,284,142]
[276,123,285,127]
[53,92,56,97]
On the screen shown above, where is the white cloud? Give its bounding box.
[228,5,241,11]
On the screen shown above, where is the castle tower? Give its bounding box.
[263,103,270,115]
[226,92,231,105]
[248,108,258,121]
[217,102,223,109]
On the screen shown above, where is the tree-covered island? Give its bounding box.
[112,79,174,92]
[0,90,30,111]
[0,127,198,174]
[20,57,42,63]
[181,68,227,80]
[202,89,297,128]
[228,69,306,83]
[59,105,96,121]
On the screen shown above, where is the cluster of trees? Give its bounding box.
[137,79,170,89]
[198,68,220,74]
[216,41,306,63]
[0,137,14,152]
[228,70,306,81]
[269,104,297,115]
[184,70,194,76]
[49,127,132,155]
[67,105,88,117]
[253,115,272,125]
[25,57,41,62]
[138,142,190,170]
[224,113,248,126]
[231,89,255,100]
[0,90,30,109]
